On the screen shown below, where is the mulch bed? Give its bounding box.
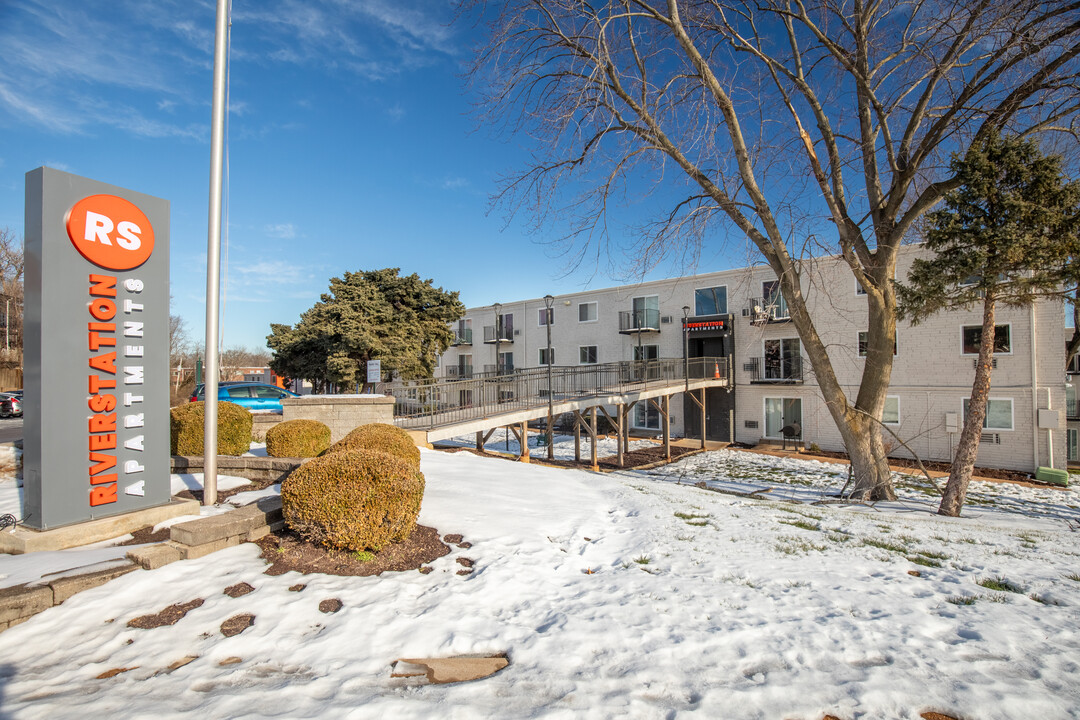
[119,525,172,546]
[255,524,451,577]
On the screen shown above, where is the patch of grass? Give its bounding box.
[984,593,1010,604]
[1064,572,1080,582]
[774,536,828,555]
[684,519,709,527]
[779,519,821,532]
[913,549,949,560]
[353,550,375,563]
[633,554,651,565]
[674,511,709,520]
[907,555,942,568]
[774,507,823,520]
[946,595,977,606]
[1029,593,1060,606]
[825,532,852,544]
[863,538,908,554]
[977,577,1024,594]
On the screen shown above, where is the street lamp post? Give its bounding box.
[544,294,554,460]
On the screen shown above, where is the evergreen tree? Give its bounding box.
[898,132,1080,516]
[267,269,465,390]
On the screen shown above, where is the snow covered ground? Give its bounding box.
[436,430,659,461]
[0,448,1078,719]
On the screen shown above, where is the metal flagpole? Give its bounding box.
[203,0,230,506]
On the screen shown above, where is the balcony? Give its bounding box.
[618,308,661,334]
[451,328,473,346]
[745,356,803,383]
[446,365,473,379]
[742,297,791,326]
[483,326,514,344]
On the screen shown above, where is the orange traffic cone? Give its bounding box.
[713,362,721,379]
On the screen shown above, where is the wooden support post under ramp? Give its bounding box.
[599,404,623,468]
[508,423,530,463]
[590,406,598,471]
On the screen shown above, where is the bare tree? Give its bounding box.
[466,0,1080,499]
[0,228,24,359]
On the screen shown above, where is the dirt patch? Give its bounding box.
[437,443,698,471]
[318,598,343,614]
[118,525,172,546]
[255,524,451,577]
[288,584,306,592]
[127,598,205,629]
[176,475,279,505]
[223,582,254,598]
[220,614,255,637]
[97,667,138,680]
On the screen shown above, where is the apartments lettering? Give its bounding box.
[87,274,147,507]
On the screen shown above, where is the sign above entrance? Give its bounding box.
[684,318,727,333]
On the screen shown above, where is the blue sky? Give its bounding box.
[0,0,745,351]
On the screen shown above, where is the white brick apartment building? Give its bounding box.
[437,247,1070,473]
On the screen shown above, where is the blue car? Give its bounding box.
[190,382,300,413]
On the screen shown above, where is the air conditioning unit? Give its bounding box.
[661,315,672,324]
[972,358,998,369]
[980,433,1001,445]
[744,420,759,429]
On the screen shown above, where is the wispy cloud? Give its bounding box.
[265,223,297,240]
[0,0,459,138]
[441,177,471,191]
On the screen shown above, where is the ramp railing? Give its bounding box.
[382,356,729,430]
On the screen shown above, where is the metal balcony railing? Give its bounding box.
[452,328,472,346]
[745,356,803,383]
[384,356,730,430]
[618,308,661,333]
[482,326,514,343]
[743,297,790,325]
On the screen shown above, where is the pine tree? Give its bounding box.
[267,269,465,390]
[898,132,1080,516]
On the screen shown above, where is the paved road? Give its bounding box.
[0,418,22,444]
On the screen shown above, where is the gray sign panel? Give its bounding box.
[24,168,170,529]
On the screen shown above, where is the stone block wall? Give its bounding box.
[281,395,395,443]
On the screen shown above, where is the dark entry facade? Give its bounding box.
[682,314,735,442]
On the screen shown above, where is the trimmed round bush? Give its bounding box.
[325,422,420,468]
[265,419,331,458]
[281,448,425,551]
[170,401,253,456]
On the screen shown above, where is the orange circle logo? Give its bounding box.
[66,195,155,270]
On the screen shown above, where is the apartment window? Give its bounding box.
[762,280,789,319]
[578,302,598,323]
[1067,383,1077,419]
[632,295,660,328]
[1069,428,1078,462]
[856,280,866,296]
[694,286,727,315]
[763,338,800,380]
[498,351,514,373]
[858,332,897,357]
[632,402,660,430]
[538,347,555,365]
[1068,353,1080,374]
[538,308,553,326]
[963,397,1014,430]
[764,398,802,439]
[579,346,598,364]
[962,324,1010,355]
[882,396,900,425]
[633,344,659,362]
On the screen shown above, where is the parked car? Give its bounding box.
[0,393,21,418]
[190,382,299,413]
